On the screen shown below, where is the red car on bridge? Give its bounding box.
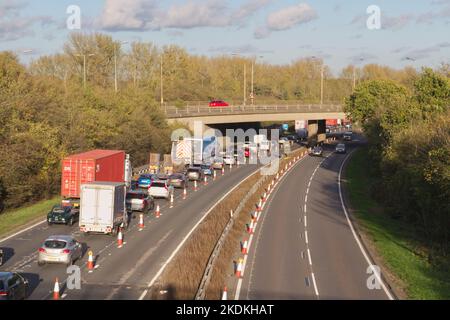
[209,100,229,107]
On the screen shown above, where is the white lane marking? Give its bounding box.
[304,216,307,228]
[237,153,308,300]
[311,272,320,297]
[338,151,395,300]
[305,231,309,244]
[307,249,312,266]
[305,195,308,203]
[304,204,307,213]
[0,219,46,244]
[139,166,259,300]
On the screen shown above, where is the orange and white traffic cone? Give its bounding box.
[204,176,208,186]
[221,286,228,300]
[213,170,217,181]
[138,213,145,231]
[87,251,95,271]
[155,205,161,218]
[235,259,243,278]
[241,240,248,255]
[262,192,267,203]
[257,200,262,212]
[183,188,187,200]
[251,210,257,222]
[247,220,254,234]
[276,173,279,181]
[170,193,174,208]
[53,278,60,300]
[230,209,234,218]
[222,166,225,176]
[194,180,198,192]
[117,229,124,248]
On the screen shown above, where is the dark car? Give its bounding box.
[0,272,29,300]
[126,191,155,213]
[168,173,188,189]
[47,205,79,226]
[310,146,323,157]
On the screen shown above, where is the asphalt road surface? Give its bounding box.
[238,136,393,300]
[0,162,260,300]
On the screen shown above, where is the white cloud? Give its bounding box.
[266,3,317,31]
[254,3,317,39]
[98,0,271,31]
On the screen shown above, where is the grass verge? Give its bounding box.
[345,147,450,299]
[0,197,60,238]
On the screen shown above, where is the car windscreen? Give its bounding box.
[151,182,166,188]
[127,193,145,200]
[170,175,182,179]
[52,208,65,214]
[44,240,67,249]
[337,144,345,148]
[187,169,199,173]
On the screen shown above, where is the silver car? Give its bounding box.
[38,235,83,267]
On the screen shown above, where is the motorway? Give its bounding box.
[237,136,394,300]
[0,163,260,300]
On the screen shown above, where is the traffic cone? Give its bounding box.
[235,259,243,278]
[204,176,208,186]
[222,166,225,176]
[221,286,228,300]
[87,251,95,271]
[267,184,271,192]
[53,278,60,300]
[213,170,217,181]
[155,205,161,218]
[194,180,198,191]
[262,192,267,203]
[183,188,187,200]
[276,173,279,181]
[230,162,233,170]
[247,220,254,234]
[170,193,174,208]
[117,229,124,248]
[230,209,234,218]
[251,210,258,222]
[138,213,144,230]
[257,200,262,212]
[241,240,248,255]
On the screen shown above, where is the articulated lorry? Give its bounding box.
[60,150,132,207]
[79,182,127,235]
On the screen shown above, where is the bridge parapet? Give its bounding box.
[165,104,343,118]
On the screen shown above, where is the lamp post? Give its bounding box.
[232,53,248,106]
[75,53,95,89]
[352,57,365,91]
[250,55,264,106]
[310,56,324,105]
[114,41,129,93]
[160,53,164,106]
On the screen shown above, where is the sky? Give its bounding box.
[0,0,449,74]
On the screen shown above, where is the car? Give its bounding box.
[223,155,236,165]
[148,180,172,200]
[38,235,83,267]
[138,174,155,189]
[47,205,79,226]
[335,143,346,154]
[155,173,169,181]
[126,190,155,213]
[186,167,203,181]
[209,100,229,107]
[343,132,353,141]
[212,158,224,170]
[201,164,213,176]
[0,272,29,300]
[168,173,188,189]
[310,146,323,157]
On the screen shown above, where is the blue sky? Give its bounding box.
[0,0,449,74]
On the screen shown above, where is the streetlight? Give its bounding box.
[352,57,365,91]
[75,53,95,89]
[160,53,164,106]
[232,53,248,106]
[114,40,129,93]
[310,56,325,105]
[251,55,264,106]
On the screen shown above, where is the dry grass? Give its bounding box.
[152,171,262,300]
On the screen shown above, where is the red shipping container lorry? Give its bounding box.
[61,150,126,202]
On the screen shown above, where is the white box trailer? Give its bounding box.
[79,182,127,235]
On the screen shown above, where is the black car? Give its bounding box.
[0,272,29,300]
[47,205,79,226]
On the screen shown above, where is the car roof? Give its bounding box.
[45,235,74,242]
[151,179,167,183]
[0,272,14,279]
[128,190,147,194]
